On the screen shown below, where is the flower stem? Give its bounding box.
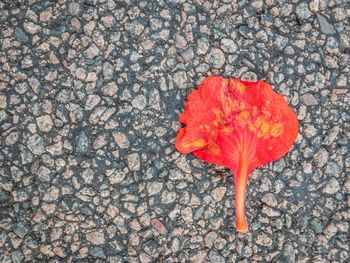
[234,157,249,233]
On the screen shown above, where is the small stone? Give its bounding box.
[69,2,80,15]
[316,14,336,35]
[90,247,106,259]
[40,7,53,22]
[323,178,340,194]
[310,218,323,234]
[323,126,339,145]
[127,153,140,171]
[262,205,281,217]
[46,142,63,156]
[324,223,337,237]
[336,75,347,87]
[75,131,90,154]
[11,251,24,263]
[221,38,237,53]
[208,250,225,263]
[296,2,312,21]
[15,27,29,43]
[140,252,152,263]
[84,21,96,36]
[261,193,278,207]
[147,182,163,196]
[43,186,59,201]
[325,162,341,176]
[283,244,296,263]
[255,233,273,247]
[85,95,101,110]
[161,191,177,204]
[314,148,328,168]
[101,16,115,28]
[304,124,317,138]
[106,169,125,185]
[36,115,53,132]
[84,44,100,59]
[211,187,226,202]
[143,240,159,256]
[19,145,34,164]
[93,134,107,150]
[209,48,225,68]
[173,71,188,89]
[151,219,167,235]
[86,72,97,83]
[103,62,115,79]
[181,48,194,62]
[0,95,6,108]
[13,223,29,238]
[23,22,40,34]
[131,94,147,110]
[197,37,209,55]
[175,33,187,49]
[204,231,217,248]
[112,132,129,149]
[71,17,81,29]
[75,68,86,80]
[303,162,313,174]
[86,230,105,245]
[27,134,45,155]
[102,82,118,96]
[301,93,318,106]
[0,189,12,207]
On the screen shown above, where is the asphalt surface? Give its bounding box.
[0,0,349,262]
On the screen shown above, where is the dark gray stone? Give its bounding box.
[15,27,29,43]
[75,131,90,154]
[316,14,336,35]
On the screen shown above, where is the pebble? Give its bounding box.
[211,187,226,202]
[314,148,329,168]
[221,38,237,53]
[127,153,140,171]
[147,182,163,196]
[75,131,90,154]
[27,134,45,155]
[23,22,40,34]
[209,48,226,68]
[316,14,336,35]
[15,27,29,43]
[204,231,217,248]
[86,230,105,245]
[208,250,225,263]
[173,71,188,89]
[323,126,339,145]
[296,2,312,21]
[323,178,340,194]
[36,115,53,132]
[131,94,147,110]
[301,93,318,106]
[112,132,129,149]
[84,44,100,59]
[261,193,278,207]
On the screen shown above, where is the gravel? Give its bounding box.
[0,0,349,262]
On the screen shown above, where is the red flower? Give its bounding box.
[175,76,298,232]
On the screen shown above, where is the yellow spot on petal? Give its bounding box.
[183,139,207,149]
[236,81,245,93]
[260,122,270,136]
[270,123,284,137]
[239,111,250,121]
[207,142,221,155]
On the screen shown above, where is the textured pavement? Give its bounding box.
[0,0,349,262]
